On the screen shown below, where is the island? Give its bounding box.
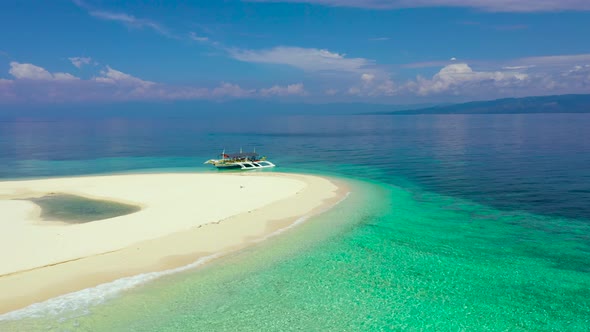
[0,172,346,314]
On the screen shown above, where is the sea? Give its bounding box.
[0,112,589,331]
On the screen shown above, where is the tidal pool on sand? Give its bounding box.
[29,193,140,223]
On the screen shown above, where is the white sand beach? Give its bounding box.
[0,172,346,314]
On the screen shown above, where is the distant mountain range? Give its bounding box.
[379,94,590,115]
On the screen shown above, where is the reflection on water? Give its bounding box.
[2,113,589,220]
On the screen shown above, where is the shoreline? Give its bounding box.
[0,172,348,315]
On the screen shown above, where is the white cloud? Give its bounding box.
[53,72,80,81]
[412,63,528,95]
[557,65,590,90]
[147,83,255,100]
[347,63,537,98]
[93,66,154,87]
[375,78,396,95]
[566,64,590,73]
[361,73,375,83]
[9,62,53,80]
[150,83,306,100]
[9,62,79,81]
[249,0,590,12]
[69,57,93,68]
[2,61,312,102]
[349,73,396,96]
[89,11,174,38]
[7,51,589,103]
[230,46,372,73]
[502,65,536,70]
[260,83,306,96]
[212,83,254,98]
[189,32,209,42]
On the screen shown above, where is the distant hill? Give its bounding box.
[0,100,439,119]
[3,95,589,119]
[381,94,590,115]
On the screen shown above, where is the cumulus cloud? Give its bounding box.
[248,0,590,12]
[411,63,528,95]
[69,57,93,68]
[9,62,79,81]
[348,72,396,96]
[0,61,312,103]
[9,62,53,80]
[347,63,537,98]
[361,73,375,83]
[554,65,590,90]
[375,78,396,95]
[230,46,372,73]
[5,51,590,103]
[398,59,590,100]
[260,83,306,96]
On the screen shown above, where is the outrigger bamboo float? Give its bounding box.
[204,149,276,170]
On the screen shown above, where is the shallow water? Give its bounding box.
[1,113,589,330]
[29,194,140,223]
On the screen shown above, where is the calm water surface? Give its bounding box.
[1,113,589,330]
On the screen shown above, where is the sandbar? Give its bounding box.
[0,172,346,314]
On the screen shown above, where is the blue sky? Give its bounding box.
[1,0,589,105]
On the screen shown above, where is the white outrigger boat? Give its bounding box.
[204,150,276,170]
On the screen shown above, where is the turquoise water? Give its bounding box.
[1,114,589,330]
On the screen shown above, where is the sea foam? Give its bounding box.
[0,254,221,321]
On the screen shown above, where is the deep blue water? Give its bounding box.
[2,112,590,330]
[2,113,589,220]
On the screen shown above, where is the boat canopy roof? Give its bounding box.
[224,152,259,158]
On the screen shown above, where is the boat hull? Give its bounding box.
[204,150,276,170]
[215,161,276,170]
